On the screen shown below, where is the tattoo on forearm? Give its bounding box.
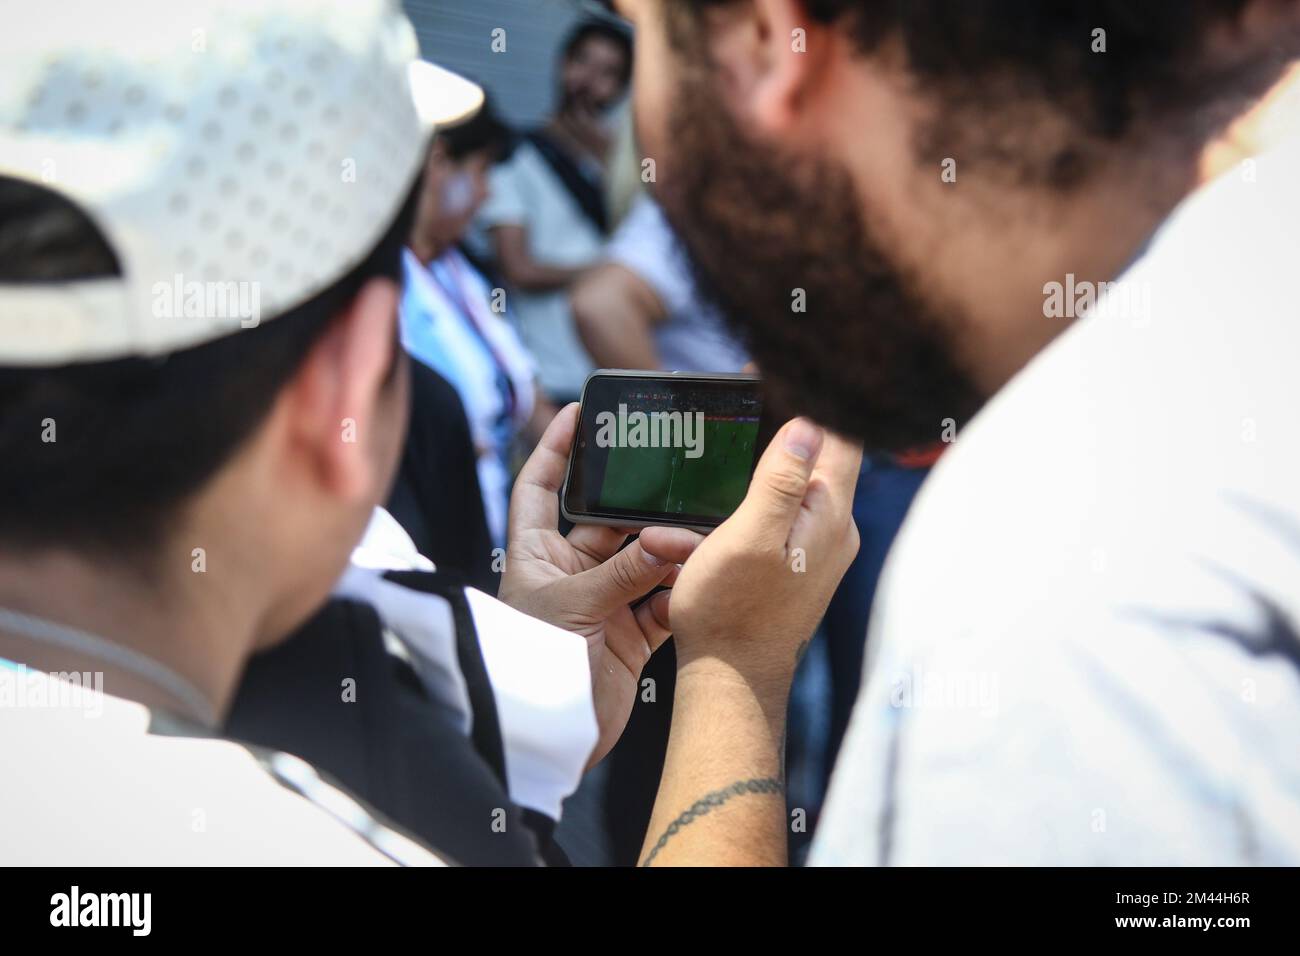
[641,777,784,866]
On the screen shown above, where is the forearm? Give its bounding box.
[506,260,586,292]
[491,225,588,292]
[639,658,791,867]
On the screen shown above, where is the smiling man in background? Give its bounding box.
[479,19,635,405]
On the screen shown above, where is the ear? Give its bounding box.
[419,141,447,199]
[428,136,451,165]
[713,0,836,135]
[284,276,404,504]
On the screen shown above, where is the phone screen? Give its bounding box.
[563,372,775,530]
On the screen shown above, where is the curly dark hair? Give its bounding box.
[668,0,1264,139]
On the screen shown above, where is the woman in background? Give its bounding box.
[401,101,554,548]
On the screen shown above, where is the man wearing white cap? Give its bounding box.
[0,0,860,865]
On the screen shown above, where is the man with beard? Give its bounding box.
[610,0,1300,864]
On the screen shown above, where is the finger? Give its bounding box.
[637,526,705,566]
[730,417,824,548]
[812,431,864,501]
[788,476,835,555]
[565,538,676,617]
[802,431,864,536]
[509,403,578,539]
[565,524,635,570]
[633,589,674,654]
[791,472,863,571]
[564,524,698,574]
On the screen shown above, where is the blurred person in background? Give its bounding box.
[573,108,748,374]
[573,193,750,373]
[385,359,497,593]
[400,99,553,550]
[478,18,635,404]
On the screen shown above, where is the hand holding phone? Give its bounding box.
[637,417,863,868]
[562,370,777,532]
[667,416,863,690]
[499,403,705,767]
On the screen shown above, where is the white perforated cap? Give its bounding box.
[0,0,483,365]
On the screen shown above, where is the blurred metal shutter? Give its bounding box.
[403,0,588,130]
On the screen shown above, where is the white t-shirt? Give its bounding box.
[811,137,1300,865]
[477,139,604,399]
[1,667,444,866]
[603,195,749,374]
[1,508,598,865]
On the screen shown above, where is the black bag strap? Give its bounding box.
[525,129,609,235]
[227,594,549,864]
[382,569,509,790]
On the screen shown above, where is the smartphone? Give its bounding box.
[562,369,777,532]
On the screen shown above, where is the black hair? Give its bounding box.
[0,173,419,559]
[561,17,634,87]
[669,0,1265,139]
[438,96,513,163]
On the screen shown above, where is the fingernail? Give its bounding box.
[785,419,824,461]
[643,549,667,566]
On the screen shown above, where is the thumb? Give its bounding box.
[731,418,824,548]
[565,539,675,618]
